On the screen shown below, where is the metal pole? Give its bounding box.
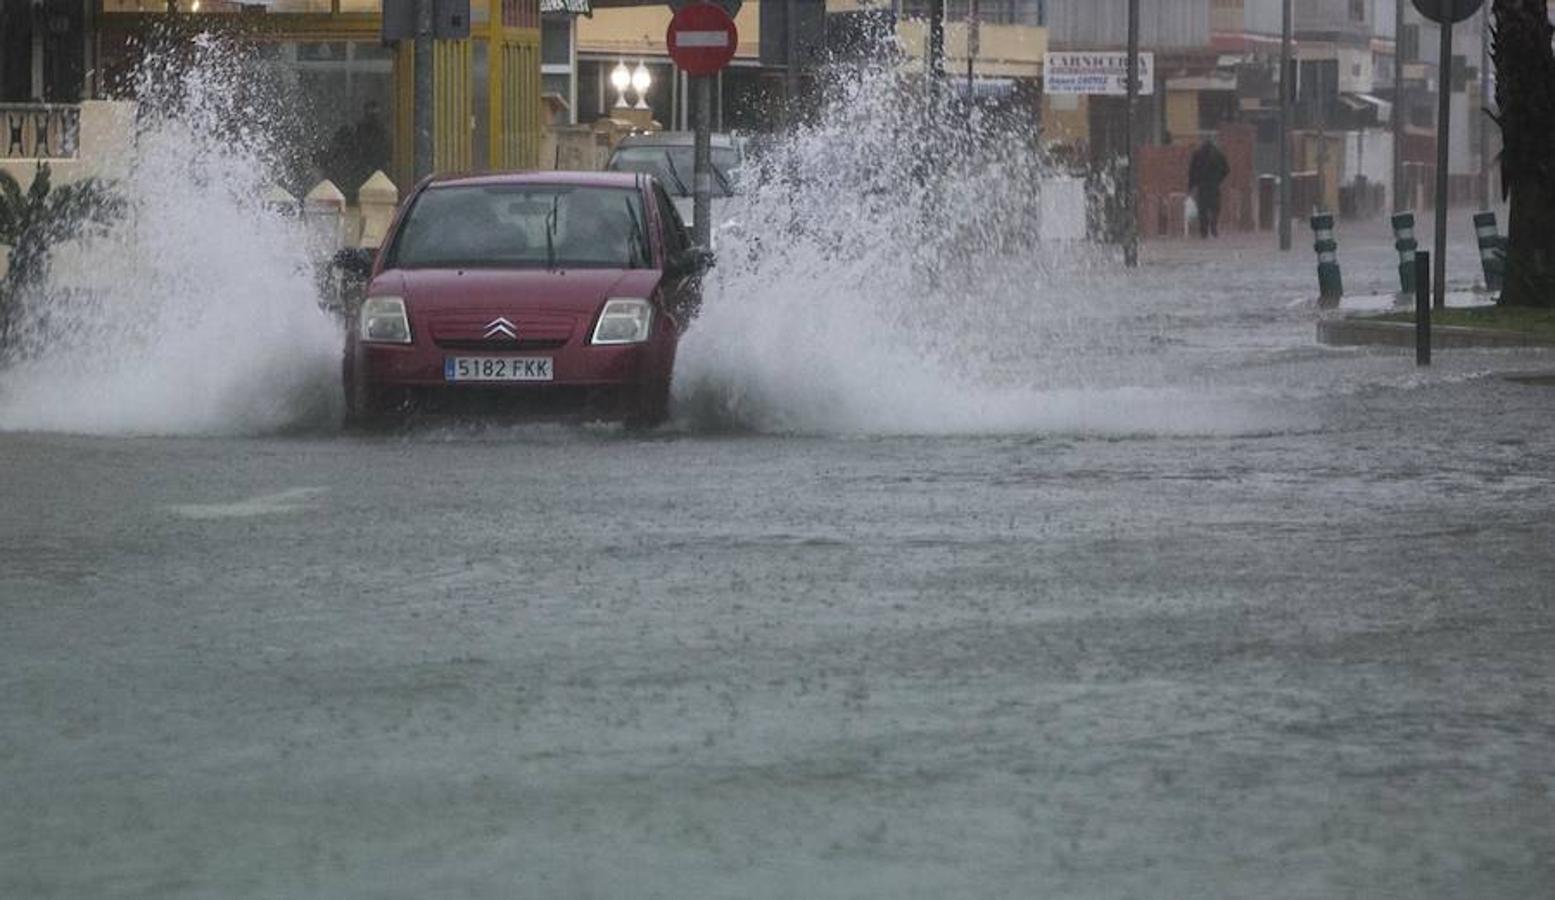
[785,0,798,113]
[967,0,978,97]
[1124,0,1139,268]
[1278,0,1293,251]
[929,0,945,81]
[693,74,712,249]
[1433,20,1452,312]
[1415,249,1431,366]
[1478,7,1490,209]
[1393,0,1406,211]
[413,0,434,182]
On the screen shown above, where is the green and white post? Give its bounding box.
[1310,213,1343,306]
[1473,211,1505,293]
[1391,211,1417,296]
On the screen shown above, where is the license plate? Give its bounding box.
[444,356,554,382]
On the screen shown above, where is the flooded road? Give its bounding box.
[4,236,1554,898]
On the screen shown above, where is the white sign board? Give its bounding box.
[1044,52,1155,96]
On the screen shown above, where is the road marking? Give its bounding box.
[166,487,329,520]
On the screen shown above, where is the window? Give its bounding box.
[389,185,652,271]
[653,184,690,259]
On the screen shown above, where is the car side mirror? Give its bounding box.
[332,247,376,278]
[666,246,714,279]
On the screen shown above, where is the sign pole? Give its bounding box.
[694,74,712,248]
[665,0,738,249]
[1432,17,1453,312]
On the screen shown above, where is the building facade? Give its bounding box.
[1,0,545,191]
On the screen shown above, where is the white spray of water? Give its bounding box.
[0,37,342,435]
[673,51,1272,436]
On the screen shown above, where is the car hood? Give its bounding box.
[374,268,662,314]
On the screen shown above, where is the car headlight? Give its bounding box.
[590,298,653,345]
[359,295,411,344]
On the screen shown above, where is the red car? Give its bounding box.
[343,171,708,427]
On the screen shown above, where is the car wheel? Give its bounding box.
[345,380,397,431]
[624,378,670,431]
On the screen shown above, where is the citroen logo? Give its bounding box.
[483,317,518,340]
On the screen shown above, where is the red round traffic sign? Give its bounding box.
[667,2,739,77]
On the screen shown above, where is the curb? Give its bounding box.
[1317,318,1555,349]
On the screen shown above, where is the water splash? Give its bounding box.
[672,48,1273,436]
[0,35,342,435]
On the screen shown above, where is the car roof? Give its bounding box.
[614,131,737,149]
[425,170,646,190]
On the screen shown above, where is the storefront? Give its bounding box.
[94,0,543,192]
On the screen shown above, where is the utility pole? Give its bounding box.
[1394,0,1406,211]
[1278,0,1293,251]
[413,0,434,182]
[1124,0,1140,268]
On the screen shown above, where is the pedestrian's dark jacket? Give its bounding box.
[1188,142,1230,205]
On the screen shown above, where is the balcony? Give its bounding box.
[1,104,82,160]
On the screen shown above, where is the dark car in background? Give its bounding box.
[605,132,744,229]
[343,171,710,428]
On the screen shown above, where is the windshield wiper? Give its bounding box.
[661,153,690,195]
[623,198,647,269]
[544,194,558,270]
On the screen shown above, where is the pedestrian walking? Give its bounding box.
[1188,136,1230,239]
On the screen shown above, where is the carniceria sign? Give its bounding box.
[1043,51,1155,96]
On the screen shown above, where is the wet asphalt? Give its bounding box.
[3,234,1554,899]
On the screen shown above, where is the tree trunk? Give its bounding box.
[1492,0,1555,307]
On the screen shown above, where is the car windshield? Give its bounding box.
[608,146,739,197]
[387,184,651,270]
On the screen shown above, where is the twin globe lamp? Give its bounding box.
[611,60,653,110]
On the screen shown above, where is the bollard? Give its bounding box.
[1310,213,1344,307]
[1472,211,1506,293]
[1390,211,1417,296]
[356,170,399,250]
[261,184,300,217]
[1415,249,1431,367]
[303,179,347,253]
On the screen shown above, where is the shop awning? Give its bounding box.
[541,0,592,13]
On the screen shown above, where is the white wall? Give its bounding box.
[1047,0,1211,49]
[1344,128,1392,188]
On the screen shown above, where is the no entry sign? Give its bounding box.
[667,2,739,77]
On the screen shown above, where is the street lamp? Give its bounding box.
[611,61,632,109]
[631,61,652,110]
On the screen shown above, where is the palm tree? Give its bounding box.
[0,164,121,348]
[1490,0,1555,307]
